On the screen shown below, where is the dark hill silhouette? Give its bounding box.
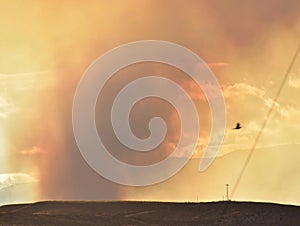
[1,201,300,225]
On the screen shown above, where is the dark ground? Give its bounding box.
[0,201,300,226]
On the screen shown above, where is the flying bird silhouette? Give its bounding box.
[233,122,242,130]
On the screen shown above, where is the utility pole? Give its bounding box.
[226,184,230,201]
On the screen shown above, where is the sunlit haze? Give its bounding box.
[0,0,300,206]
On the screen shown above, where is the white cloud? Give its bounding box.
[276,105,300,127]
[224,82,282,111]
[288,69,300,88]
[0,71,50,119]
[223,83,265,99]
[0,173,37,190]
[0,71,49,91]
[0,96,14,118]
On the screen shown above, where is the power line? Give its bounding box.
[231,43,300,197]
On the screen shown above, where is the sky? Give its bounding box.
[0,0,300,205]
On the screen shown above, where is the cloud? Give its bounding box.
[224,82,300,132]
[19,146,45,156]
[224,82,281,110]
[181,78,226,101]
[166,80,300,160]
[224,83,265,99]
[207,62,230,68]
[162,82,268,159]
[0,71,51,119]
[0,71,49,91]
[180,79,206,101]
[288,69,300,88]
[275,105,300,128]
[0,173,37,190]
[0,96,14,118]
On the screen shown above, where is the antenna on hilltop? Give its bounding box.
[225,184,230,201]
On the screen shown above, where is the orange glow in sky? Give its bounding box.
[0,0,300,205]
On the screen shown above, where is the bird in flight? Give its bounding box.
[233,122,242,130]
